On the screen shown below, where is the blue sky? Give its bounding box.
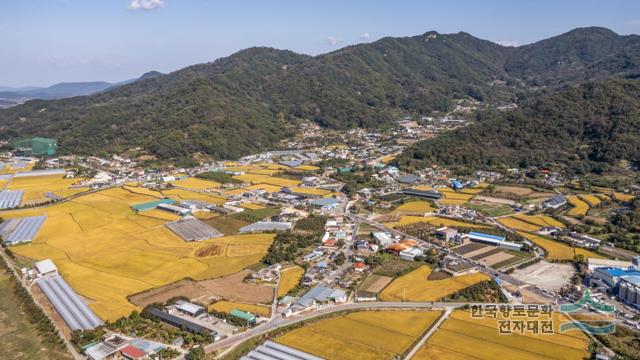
[1,0,639,87]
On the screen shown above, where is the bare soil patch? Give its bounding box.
[360,275,393,293]
[510,261,574,292]
[129,270,274,307]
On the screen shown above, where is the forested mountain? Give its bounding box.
[395,79,640,175]
[1,27,639,161]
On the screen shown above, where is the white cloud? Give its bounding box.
[496,40,520,47]
[360,32,371,41]
[326,36,344,46]
[128,0,165,11]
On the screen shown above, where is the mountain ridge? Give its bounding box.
[1,26,638,162]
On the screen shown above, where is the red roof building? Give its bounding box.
[120,345,147,360]
[354,262,366,272]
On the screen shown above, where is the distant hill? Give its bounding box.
[0,71,164,103]
[1,27,639,161]
[395,79,640,175]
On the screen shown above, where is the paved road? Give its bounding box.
[206,300,537,358]
[404,307,452,360]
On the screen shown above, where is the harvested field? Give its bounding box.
[359,274,393,294]
[463,245,496,259]
[452,242,487,255]
[469,247,503,260]
[129,269,274,308]
[380,266,489,301]
[209,301,271,317]
[2,187,274,321]
[276,310,442,360]
[277,266,304,297]
[473,196,517,206]
[494,186,554,199]
[415,310,590,360]
[477,251,515,267]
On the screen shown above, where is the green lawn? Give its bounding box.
[465,202,513,217]
[0,273,71,360]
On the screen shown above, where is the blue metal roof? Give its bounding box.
[468,231,505,241]
[602,268,640,277]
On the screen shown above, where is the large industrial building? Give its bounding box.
[465,231,522,251]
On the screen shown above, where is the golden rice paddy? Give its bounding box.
[7,175,88,205]
[512,214,565,228]
[208,300,271,317]
[579,194,602,207]
[612,192,635,202]
[232,173,301,188]
[394,201,436,214]
[517,232,603,261]
[2,187,274,321]
[497,217,541,232]
[415,310,590,360]
[276,310,442,360]
[392,216,489,229]
[380,266,489,302]
[169,177,221,190]
[566,195,590,217]
[277,266,304,297]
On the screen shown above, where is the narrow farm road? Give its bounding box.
[403,307,452,360]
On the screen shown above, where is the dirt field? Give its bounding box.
[129,270,274,307]
[359,275,393,293]
[494,186,554,199]
[510,261,574,292]
[477,252,515,267]
[473,196,517,206]
[464,246,496,259]
[452,242,487,255]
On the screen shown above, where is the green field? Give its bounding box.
[465,202,513,217]
[0,273,71,360]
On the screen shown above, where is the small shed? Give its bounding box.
[34,259,58,276]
